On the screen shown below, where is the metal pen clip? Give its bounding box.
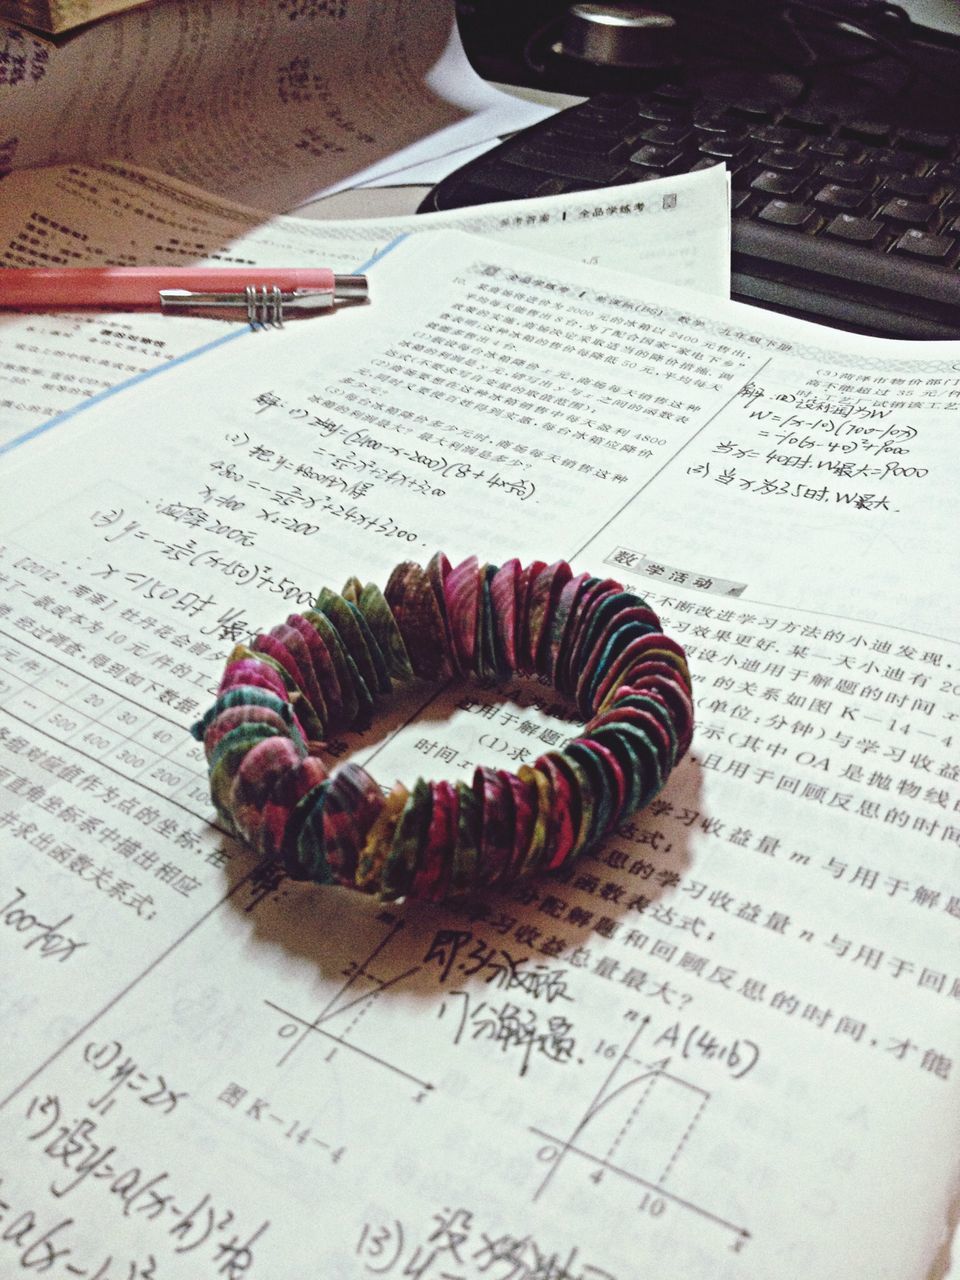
[158,275,368,328]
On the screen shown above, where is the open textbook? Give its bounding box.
[0,161,730,448]
[0,0,555,210]
[0,228,957,1280]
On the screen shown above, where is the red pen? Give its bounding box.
[0,266,369,325]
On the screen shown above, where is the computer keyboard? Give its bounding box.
[419,86,960,339]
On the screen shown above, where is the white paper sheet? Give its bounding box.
[0,160,731,447]
[0,229,956,1280]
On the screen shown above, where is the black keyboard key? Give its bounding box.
[897,128,952,154]
[653,84,695,103]
[779,107,832,132]
[840,120,892,144]
[814,184,871,213]
[805,138,863,160]
[879,173,946,200]
[748,125,796,147]
[567,111,641,138]
[698,134,750,160]
[504,146,626,184]
[698,99,751,125]
[546,129,631,160]
[563,110,632,136]
[758,148,812,173]
[548,119,630,145]
[822,214,885,244]
[756,199,817,229]
[878,198,939,227]
[818,161,877,188]
[693,109,735,135]
[633,100,682,123]
[554,108,628,135]
[891,229,955,259]
[729,99,776,120]
[640,123,694,146]
[628,144,685,171]
[869,148,922,175]
[751,170,806,197]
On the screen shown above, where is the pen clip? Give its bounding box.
[157,277,367,326]
[158,285,330,327]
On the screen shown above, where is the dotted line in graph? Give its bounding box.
[659,1093,708,1184]
[604,1068,660,1165]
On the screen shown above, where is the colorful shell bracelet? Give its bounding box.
[191,553,693,903]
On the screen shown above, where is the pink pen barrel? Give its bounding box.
[0,266,338,307]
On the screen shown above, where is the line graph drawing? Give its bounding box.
[531,1025,750,1250]
[264,917,435,1096]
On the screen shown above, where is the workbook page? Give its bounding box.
[0,0,554,210]
[0,161,729,446]
[0,230,956,1280]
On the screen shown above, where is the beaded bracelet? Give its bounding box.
[192,554,693,903]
